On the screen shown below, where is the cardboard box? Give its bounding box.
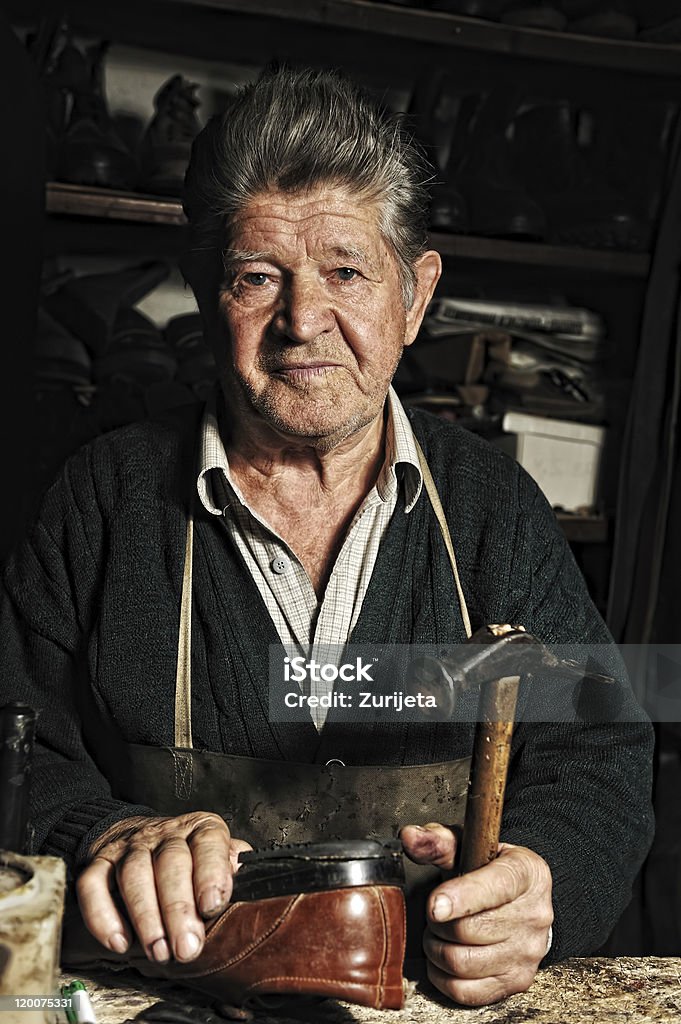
[495,411,605,512]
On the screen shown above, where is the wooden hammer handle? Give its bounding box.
[458,675,521,876]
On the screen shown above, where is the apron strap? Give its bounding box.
[413,438,472,639]
[175,512,194,750]
[174,437,473,750]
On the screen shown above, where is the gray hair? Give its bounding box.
[182,66,433,307]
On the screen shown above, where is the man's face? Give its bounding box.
[210,185,440,449]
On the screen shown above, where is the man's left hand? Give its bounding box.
[400,823,553,1007]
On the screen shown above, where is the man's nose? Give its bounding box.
[273,276,335,343]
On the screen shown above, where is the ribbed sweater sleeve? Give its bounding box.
[405,411,654,961]
[495,465,654,960]
[0,439,158,873]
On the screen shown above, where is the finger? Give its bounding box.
[427,845,530,935]
[76,857,133,955]
[423,929,504,979]
[426,960,532,1007]
[153,835,206,962]
[399,823,458,870]
[188,817,238,918]
[428,904,512,946]
[116,843,173,962]
[229,839,254,877]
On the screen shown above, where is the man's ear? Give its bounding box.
[404,250,442,347]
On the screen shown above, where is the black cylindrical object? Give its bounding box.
[0,702,36,853]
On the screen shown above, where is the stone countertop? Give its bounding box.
[59,957,681,1024]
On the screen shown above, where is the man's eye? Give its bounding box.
[242,272,269,286]
[335,267,358,282]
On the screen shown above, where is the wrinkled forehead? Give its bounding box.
[221,184,388,258]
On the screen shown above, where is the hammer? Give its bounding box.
[405,624,613,874]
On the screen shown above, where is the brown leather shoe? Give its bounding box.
[63,888,407,1011]
[62,842,407,1012]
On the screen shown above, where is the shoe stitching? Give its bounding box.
[374,887,390,1009]
[248,887,399,1008]
[186,895,301,976]
[247,976,394,994]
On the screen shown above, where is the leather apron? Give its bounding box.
[94,439,473,964]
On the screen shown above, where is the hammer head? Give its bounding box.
[404,624,614,720]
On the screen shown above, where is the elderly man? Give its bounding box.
[0,66,653,1008]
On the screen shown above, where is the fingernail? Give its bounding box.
[199,886,223,917]
[176,931,201,961]
[431,894,453,922]
[150,937,170,963]
[109,932,129,954]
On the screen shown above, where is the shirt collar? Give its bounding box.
[196,392,236,516]
[196,385,423,516]
[378,387,423,511]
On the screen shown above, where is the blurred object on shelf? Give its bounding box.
[428,294,605,341]
[395,326,507,394]
[639,19,681,42]
[632,0,681,41]
[396,291,608,427]
[401,388,498,433]
[166,313,218,402]
[429,0,640,35]
[494,410,605,512]
[430,0,512,15]
[500,4,568,30]
[36,266,210,429]
[430,182,470,232]
[427,295,607,366]
[559,0,638,36]
[35,307,93,395]
[25,15,71,178]
[485,350,605,420]
[44,261,170,354]
[509,96,675,251]
[93,307,177,387]
[32,304,100,514]
[32,261,186,501]
[407,70,469,233]
[138,74,202,197]
[442,87,548,240]
[55,38,137,190]
[411,80,673,251]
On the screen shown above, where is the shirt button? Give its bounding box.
[270,556,290,575]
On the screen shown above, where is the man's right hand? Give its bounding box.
[76,812,252,965]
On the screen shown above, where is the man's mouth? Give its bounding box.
[272,363,342,383]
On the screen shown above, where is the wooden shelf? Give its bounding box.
[161,0,681,77]
[13,2,681,93]
[430,232,650,277]
[46,182,186,226]
[46,183,651,277]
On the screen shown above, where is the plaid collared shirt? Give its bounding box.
[197,387,423,728]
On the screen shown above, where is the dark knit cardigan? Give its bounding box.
[0,405,654,962]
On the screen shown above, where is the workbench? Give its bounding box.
[59,957,681,1024]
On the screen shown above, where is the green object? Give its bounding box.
[61,981,86,1024]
